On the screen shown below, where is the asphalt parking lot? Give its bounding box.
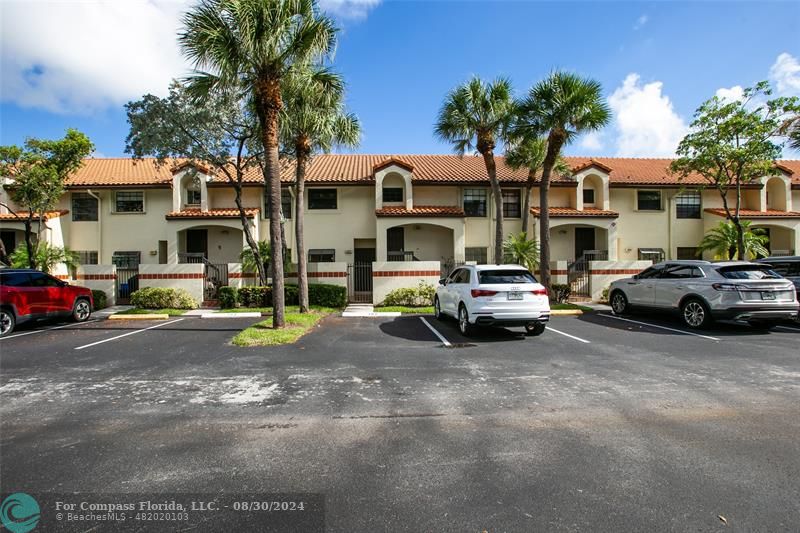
[1,311,799,531]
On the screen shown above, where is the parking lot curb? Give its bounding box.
[200,312,263,318]
[107,313,170,320]
[550,310,585,316]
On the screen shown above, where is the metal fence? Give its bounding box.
[347,262,373,303]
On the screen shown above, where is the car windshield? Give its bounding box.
[478,270,536,284]
[717,265,782,280]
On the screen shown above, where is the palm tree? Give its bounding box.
[281,66,360,312]
[180,0,337,328]
[240,240,271,274]
[504,136,570,235]
[10,243,79,274]
[515,72,610,290]
[502,232,540,272]
[435,77,515,264]
[697,220,769,260]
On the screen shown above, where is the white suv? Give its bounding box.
[434,264,550,337]
[609,260,799,329]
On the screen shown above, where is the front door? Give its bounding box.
[0,230,15,262]
[574,227,595,260]
[186,229,208,257]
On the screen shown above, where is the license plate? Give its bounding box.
[762,292,776,300]
[507,291,523,301]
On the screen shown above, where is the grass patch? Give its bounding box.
[373,306,434,314]
[118,308,189,316]
[231,308,332,347]
[550,303,593,312]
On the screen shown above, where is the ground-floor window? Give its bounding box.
[465,247,487,263]
[308,248,335,262]
[638,248,665,262]
[112,251,141,268]
[676,247,699,260]
[76,251,99,264]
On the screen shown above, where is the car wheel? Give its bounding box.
[525,322,546,337]
[434,297,444,320]
[0,309,15,337]
[681,298,711,329]
[72,298,92,322]
[458,305,473,336]
[610,291,629,315]
[748,321,776,331]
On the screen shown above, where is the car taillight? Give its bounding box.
[471,289,497,297]
[712,283,742,291]
[531,288,548,296]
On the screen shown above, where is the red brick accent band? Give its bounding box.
[229,272,257,279]
[373,270,441,277]
[590,269,642,275]
[138,273,205,279]
[76,274,116,280]
[55,275,71,280]
[551,270,567,275]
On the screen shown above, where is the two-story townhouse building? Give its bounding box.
[2,155,799,279]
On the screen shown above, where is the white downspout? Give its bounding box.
[87,189,103,262]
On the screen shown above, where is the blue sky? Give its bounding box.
[1,1,799,158]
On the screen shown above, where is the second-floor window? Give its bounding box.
[72,193,98,221]
[114,191,144,213]
[383,187,403,202]
[264,188,292,219]
[675,191,701,218]
[308,189,337,210]
[637,190,662,211]
[463,189,486,217]
[583,188,595,205]
[502,190,521,218]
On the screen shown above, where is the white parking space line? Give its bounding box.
[419,317,452,347]
[600,313,721,341]
[546,326,591,344]
[74,319,185,350]
[0,319,99,340]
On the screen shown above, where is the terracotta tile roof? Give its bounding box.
[165,208,259,220]
[375,205,465,217]
[529,207,619,218]
[61,156,800,188]
[0,210,68,221]
[704,208,800,219]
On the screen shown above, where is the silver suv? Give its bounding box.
[609,260,799,329]
[757,256,800,299]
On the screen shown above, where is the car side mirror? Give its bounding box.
[438,278,447,286]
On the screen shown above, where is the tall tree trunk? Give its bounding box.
[481,150,504,264]
[256,77,285,328]
[234,183,267,285]
[521,170,534,238]
[734,178,745,259]
[295,151,309,313]
[24,215,35,269]
[539,131,566,291]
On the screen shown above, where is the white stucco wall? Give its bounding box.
[372,261,441,305]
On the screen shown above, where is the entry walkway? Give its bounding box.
[342,304,400,317]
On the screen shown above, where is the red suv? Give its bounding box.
[0,269,94,336]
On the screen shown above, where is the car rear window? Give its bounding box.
[717,265,782,280]
[478,270,536,284]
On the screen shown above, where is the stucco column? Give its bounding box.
[453,221,466,262]
[607,220,619,261]
[168,229,180,264]
[376,219,388,261]
[793,224,800,256]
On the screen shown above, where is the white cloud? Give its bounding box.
[715,85,744,103]
[319,0,381,20]
[1,0,190,114]
[579,132,604,151]
[607,73,688,157]
[769,52,800,96]
[633,14,648,30]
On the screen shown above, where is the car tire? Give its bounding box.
[525,322,546,337]
[610,291,630,315]
[72,298,92,322]
[434,297,444,321]
[458,304,473,337]
[748,321,776,331]
[681,298,712,329]
[0,308,15,337]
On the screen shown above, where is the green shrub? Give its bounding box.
[550,284,571,304]
[239,286,271,307]
[91,290,108,310]
[130,287,198,309]
[600,287,610,304]
[382,281,436,307]
[308,284,347,308]
[218,286,239,309]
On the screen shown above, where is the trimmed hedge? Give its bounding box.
[130,287,198,310]
[550,284,571,304]
[218,286,239,309]
[233,283,346,309]
[382,281,436,307]
[91,290,108,310]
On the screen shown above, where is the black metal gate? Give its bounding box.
[347,262,373,303]
[116,267,139,305]
[567,259,590,299]
[205,263,229,300]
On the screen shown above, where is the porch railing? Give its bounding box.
[388,250,418,262]
[441,258,465,278]
[178,252,206,264]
